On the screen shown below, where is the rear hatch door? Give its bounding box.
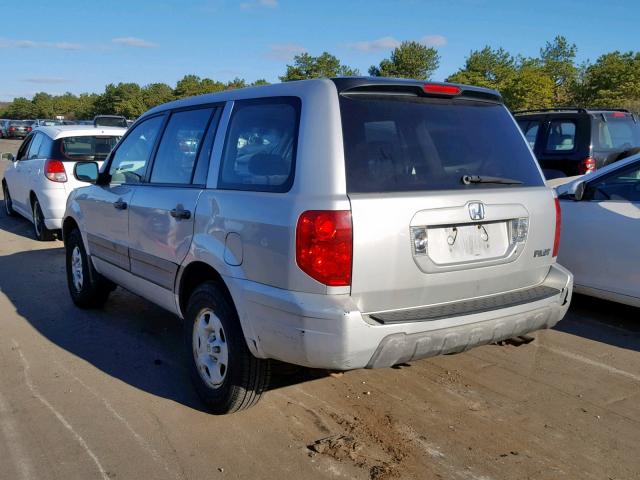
[338,85,559,313]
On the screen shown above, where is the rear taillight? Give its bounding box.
[553,196,561,257]
[8,127,15,132]
[578,157,596,175]
[44,159,67,182]
[26,127,32,132]
[296,210,352,287]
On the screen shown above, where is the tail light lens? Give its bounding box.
[423,83,461,95]
[578,157,596,175]
[44,159,67,182]
[9,127,15,132]
[552,196,561,257]
[26,127,32,132]
[296,210,352,287]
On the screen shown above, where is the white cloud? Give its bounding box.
[267,43,306,61]
[347,34,447,53]
[0,38,82,50]
[420,35,447,47]
[347,36,401,52]
[112,37,158,48]
[240,0,278,10]
[22,77,69,84]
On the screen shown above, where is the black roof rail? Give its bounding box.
[512,107,587,114]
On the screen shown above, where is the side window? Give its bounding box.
[519,120,540,149]
[37,134,54,158]
[27,133,44,159]
[16,135,34,161]
[587,162,640,202]
[546,120,576,152]
[150,107,214,184]
[108,115,164,184]
[219,97,300,192]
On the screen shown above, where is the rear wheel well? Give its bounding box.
[179,262,235,317]
[29,191,37,208]
[62,217,79,246]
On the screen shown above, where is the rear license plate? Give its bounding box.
[427,222,509,264]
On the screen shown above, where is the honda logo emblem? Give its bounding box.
[468,202,485,221]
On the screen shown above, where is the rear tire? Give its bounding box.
[2,182,15,217]
[184,281,270,414]
[65,229,114,308]
[32,198,56,241]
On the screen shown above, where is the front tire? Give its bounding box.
[2,182,15,217]
[65,229,113,308]
[32,198,56,241]
[185,281,270,414]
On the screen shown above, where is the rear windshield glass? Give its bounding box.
[9,120,29,126]
[56,136,120,161]
[592,114,640,151]
[339,95,544,192]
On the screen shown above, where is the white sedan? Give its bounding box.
[2,125,125,240]
[555,154,640,307]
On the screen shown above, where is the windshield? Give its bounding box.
[592,114,640,151]
[339,95,544,193]
[56,136,120,161]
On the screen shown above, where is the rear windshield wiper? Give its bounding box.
[462,175,523,185]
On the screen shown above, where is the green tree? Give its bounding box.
[280,52,359,81]
[74,93,100,119]
[174,75,225,98]
[97,83,146,117]
[2,98,36,119]
[540,36,578,105]
[369,41,440,80]
[576,51,640,111]
[446,46,516,91]
[502,60,555,110]
[225,77,247,90]
[251,79,270,86]
[142,83,175,109]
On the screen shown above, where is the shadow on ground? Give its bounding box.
[0,246,329,413]
[0,199,39,241]
[554,293,640,352]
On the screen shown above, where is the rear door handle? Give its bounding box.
[113,200,128,210]
[170,207,191,220]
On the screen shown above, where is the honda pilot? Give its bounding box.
[62,78,573,414]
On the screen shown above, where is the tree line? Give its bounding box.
[2,36,639,119]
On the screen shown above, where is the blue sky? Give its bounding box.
[1,0,639,101]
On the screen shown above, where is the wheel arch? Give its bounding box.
[62,216,80,247]
[176,261,261,358]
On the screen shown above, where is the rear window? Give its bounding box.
[339,96,544,193]
[592,114,640,151]
[10,120,29,126]
[55,136,120,161]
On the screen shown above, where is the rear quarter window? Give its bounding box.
[218,97,300,193]
[340,95,544,193]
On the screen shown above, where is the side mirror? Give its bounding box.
[1,152,15,162]
[74,162,99,183]
[573,181,586,201]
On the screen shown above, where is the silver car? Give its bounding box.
[62,78,573,414]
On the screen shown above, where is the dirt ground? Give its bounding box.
[1,138,639,480]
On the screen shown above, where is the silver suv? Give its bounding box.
[63,78,573,414]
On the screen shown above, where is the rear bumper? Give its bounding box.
[38,188,66,230]
[227,264,573,370]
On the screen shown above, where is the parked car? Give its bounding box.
[4,120,33,139]
[555,154,640,307]
[514,108,640,178]
[0,119,9,138]
[93,115,128,128]
[1,125,125,240]
[62,78,573,414]
[32,119,62,128]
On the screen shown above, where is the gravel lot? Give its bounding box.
[1,138,639,480]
